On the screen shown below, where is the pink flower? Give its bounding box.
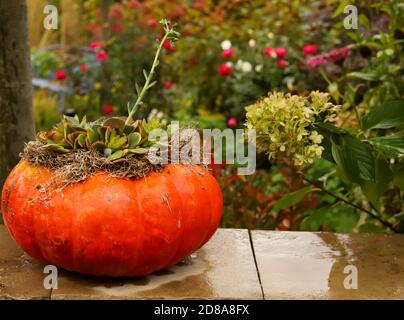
[80,64,88,72]
[127,0,139,9]
[307,55,326,68]
[164,81,174,89]
[148,18,158,28]
[221,48,234,59]
[302,44,318,56]
[227,117,237,128]
[264,47,275,57]
[55,69,66,80]
[96,50,108,61]
[218,63,232,76]
[89,42,102,50]
[277,59,288,69]
[102,105,113,115]
[326,46,350,62]
[275,47,287,59]
[307,46,350,68]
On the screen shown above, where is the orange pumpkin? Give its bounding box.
[1,161,222,276]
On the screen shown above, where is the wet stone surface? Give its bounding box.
[2,225,404,300]
[252,230,404,300]
[0,226,262,300]
[0,226,49,299]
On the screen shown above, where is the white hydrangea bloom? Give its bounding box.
[221,40,232,50]
[255,64,263,72]
[241,61,252,73]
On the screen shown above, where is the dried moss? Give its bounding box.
[21,128,206,187]
[21,141,163,186]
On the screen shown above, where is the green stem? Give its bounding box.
[125,32,170,126]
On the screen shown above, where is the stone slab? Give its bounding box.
[251,230,404,300]
[48,228,262,299]
[0,225,50,299]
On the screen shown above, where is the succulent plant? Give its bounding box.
[38,19,179,163]
[38,115,162,161]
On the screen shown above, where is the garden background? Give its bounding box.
[3,0,404,233]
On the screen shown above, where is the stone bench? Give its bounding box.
[0,225,403,299]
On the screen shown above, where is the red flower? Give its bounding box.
[264,47,275,57]
[302,44,318,56]
[148,18,158,28]
[277,59,288,69]
[221,49,234,59]
[111,24,124,32]
[227,117,237,128]
[102,105,113,115]
[85,23,101,36]
[80,64,88,72]
[163,40,172,50]
[89,42,102,50]
[96,50,108,61]
[164,81,174,89]
[55,70,66,80]
[275,47,287,59]
[218,63,232,76]
[162,40,176,53]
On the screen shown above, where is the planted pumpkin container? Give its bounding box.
[1,20,222,277]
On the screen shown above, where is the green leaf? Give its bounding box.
[369,136,404,158]
[392,163,404,190]
[331,135,375,183]
[128,132,142,148]
[317,122,349,135]
[346,71,379,81]
[272,186,313,213]
[87,128,100,144]
[76,133,87,148]
[358,14,370,30]
[360,158,392,209]
[300,204,360,233]
[80,115,87,128]
[108,150,126,161]
[44,144,70,153]
[362,100,404,130]
[90,141,106,152]
[102,117,126,131]
[64,115,80,127]
[108,135,127,150]
[128,148,149,154]
[320,133,335,163]
[332,0,351,17]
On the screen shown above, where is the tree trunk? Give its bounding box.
[0,0,35,194]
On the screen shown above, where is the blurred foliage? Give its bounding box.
[34,90,61,132]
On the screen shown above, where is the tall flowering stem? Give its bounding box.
[125,19,179,126]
